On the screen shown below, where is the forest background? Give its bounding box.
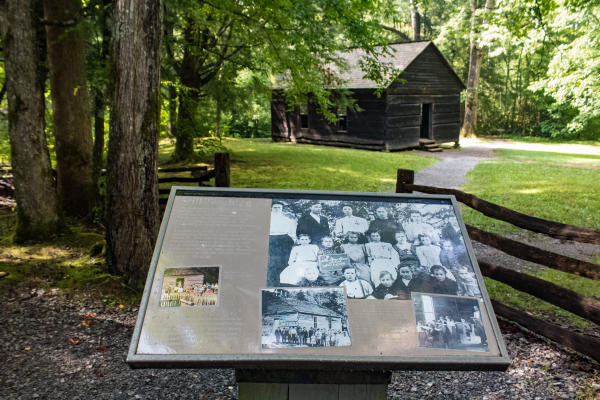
[0,0,598,285]
[1,0,599,163]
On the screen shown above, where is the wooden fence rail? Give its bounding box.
[478,260,600,325]
[396,168,600,362]
[396,170,600,244]
[467,225,600,280]
[491,300,600,363]
[157,153,230,204]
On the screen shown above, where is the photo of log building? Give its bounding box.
[261,288,351,348]
[271,41,465,151]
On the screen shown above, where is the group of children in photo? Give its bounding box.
[160,280,219,307]
[272,326,350,347]
[269,201,482,300]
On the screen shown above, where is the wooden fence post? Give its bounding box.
[214,152,230,187]
[395,169,414,193]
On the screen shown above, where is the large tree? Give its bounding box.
[165,0,398,161]
[460,0,495,138]
[4,0,60,242]
[43,0,94,218]
[106,0,162,282]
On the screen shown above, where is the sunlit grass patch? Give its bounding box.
[225,138,437,192]
[461,160,600,234]
[495,149,600,166]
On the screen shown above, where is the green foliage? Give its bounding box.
[194,137,230,161]
[229,115,271,138]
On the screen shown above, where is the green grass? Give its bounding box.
[478,135,600,146]
[461,150,600,329]
[484,267,600,330]
[484,277,594,330]
[495,148,600,166]
[532,268,600,300]
[225,138,437,192]
[460,160,600,234]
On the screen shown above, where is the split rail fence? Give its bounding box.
[395,169,600,362]
[157,152,230,205]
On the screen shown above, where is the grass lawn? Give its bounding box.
[494,148,600,167]
[225,138,437,192]
[460,160,600,234]
[478,135,600,146]
[460,147,600,329]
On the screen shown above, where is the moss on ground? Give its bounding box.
[0,212,140,306]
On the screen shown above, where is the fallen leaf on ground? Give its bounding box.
[69,338,79,345]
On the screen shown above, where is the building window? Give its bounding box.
[300,104,309,129]
[336,106,347,132]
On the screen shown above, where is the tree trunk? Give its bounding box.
[410,0,421,41]
[173,89,198,161]
[168,84,178,139]
[171,22,201,162]
[43,0,94,218]
[92,90,105,193]
[5,0,60,242]
[106,0,162,282]
[460,0,495,138]
[91,0,110,208]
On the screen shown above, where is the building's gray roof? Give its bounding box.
[333,41,431,89]
[264,297,343,318]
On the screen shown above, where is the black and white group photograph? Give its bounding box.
[266,198,481,300]
[160,266,220,307]
[261,288,351,349]
[413,293,489,352]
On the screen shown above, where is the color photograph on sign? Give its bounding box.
[261,287,351,349]
[413,293,488,352]
[160,266,220,307]
[267,198,481,300]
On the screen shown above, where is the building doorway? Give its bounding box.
[420,103,433,139]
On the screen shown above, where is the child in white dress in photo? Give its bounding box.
[339,266,373,299]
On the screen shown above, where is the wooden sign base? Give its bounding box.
[236,369,391,400]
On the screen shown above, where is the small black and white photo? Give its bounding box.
[261,287,351,349]
[266,198,481,300]
[413,293,489,352]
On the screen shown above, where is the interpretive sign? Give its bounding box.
[127,187,510,370]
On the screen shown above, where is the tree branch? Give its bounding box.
[379,24,410,41]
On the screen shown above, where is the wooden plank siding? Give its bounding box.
[388,46,464,96]
[294,89,388,150]
[271,43,464,150]
[271,100,290,140]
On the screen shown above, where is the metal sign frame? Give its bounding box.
[127,187,510,370]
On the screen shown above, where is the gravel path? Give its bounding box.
[413,145,494,189]
[1,291,598,400]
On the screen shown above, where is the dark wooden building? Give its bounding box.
[271,41,465,151]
